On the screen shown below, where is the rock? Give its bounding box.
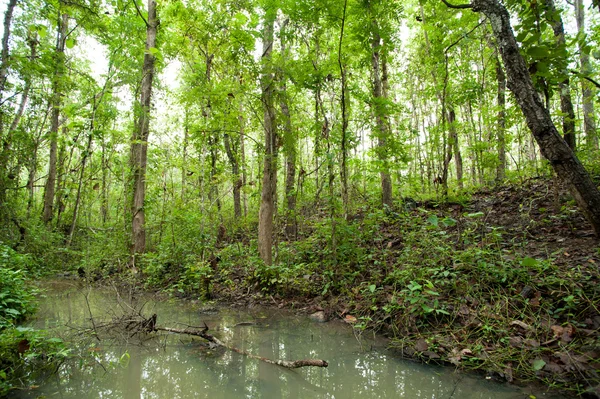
[309,311,328,323]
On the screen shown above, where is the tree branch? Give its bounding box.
[131,0,148,27]
[441,0,473,9]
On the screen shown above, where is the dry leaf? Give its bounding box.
[510,320,532,330]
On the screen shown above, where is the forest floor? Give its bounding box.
[205,177,599,398]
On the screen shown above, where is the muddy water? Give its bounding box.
[13,281,550,399]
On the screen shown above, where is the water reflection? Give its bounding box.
[12,282,542,398]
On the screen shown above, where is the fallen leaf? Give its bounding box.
[509,336,524,347]
[510,320,532,330]
[414,338,428,352]
[344,315,357,324]
[423,350,440,359]
[532,359,546,371]
[550,325,564,338]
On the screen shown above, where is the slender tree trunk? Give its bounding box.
[495,55,507,182]
[239,103,247,217]
[181,110,188,201]
[544,0,576,150]
[223,132,241,218]
[42,12,68,224]
[258,6,277,265]
[101,132,108,224]
[338,0,349,214]
[451,107,463,190]
[468,0,600,235]
[67,128,93,246]
[574,0,597,150]
[280,95,296,239]
[370,22,393,208]
[0,0,16,95]
[130,0,158,256]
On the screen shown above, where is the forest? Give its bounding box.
[0,0,599,396]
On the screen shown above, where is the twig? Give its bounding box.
[154,323,328,369]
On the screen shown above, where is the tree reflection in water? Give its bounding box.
[12,282,541,399]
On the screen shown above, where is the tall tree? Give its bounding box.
[257,2,277,265]
[42,11,68,224]
[544,0,576,150]
[367,1,393,208]
[130,0,158,256]
[573,0,597,150]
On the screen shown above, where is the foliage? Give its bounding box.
[0,243,37,329]
[0,327,70,396]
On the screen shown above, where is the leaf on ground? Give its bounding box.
[510,320,532,330]
[414,338,428,352]
[343,315,357,324]
[532,359,546,371]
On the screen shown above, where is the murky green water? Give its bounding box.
[12,281,554,398]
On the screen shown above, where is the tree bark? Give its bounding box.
[258,6,277,265]
[130,0,158,256]
[544,0,576,150]
[223,132,241,218]
[495,54,507,182]
[42,12,68,224]
[0,0,16,95]
[338,0,349,214]
[370,22,393,208]
[468,0,600,235]
[574,0,597,150]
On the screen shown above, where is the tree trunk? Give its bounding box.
[574,0,598,150]
[223,132,241,218]
[258,6,277,265]
[451,107,463,190]
[370,23,393,208]
[544,0,576,150]
[130,0,158,256]
[495,55,507,182]
[338,0,349,214]
[42,12,68,224]
[469,0,600,235]
[0,0,16,95]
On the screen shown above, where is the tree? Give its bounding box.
[130,0,158,257]
[257,2,277,265]
[573,0,597,150]
[443,0,600,235]
[42,11,68,224]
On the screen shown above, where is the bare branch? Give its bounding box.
[441,0,473,9]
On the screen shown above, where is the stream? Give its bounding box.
[10,281,557,399]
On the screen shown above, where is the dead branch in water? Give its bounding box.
[145,316,328,369]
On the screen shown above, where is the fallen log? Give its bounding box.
[153,323,328,370]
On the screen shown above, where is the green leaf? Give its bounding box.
[368,284,376,294]
[421,304,434,313]
[442,217,456,227]
[521,257,539,267]
[532,359,546,371]
[427,215,439,227]
[148,47,161,56]
[527,46,548,59]
[65,38,75,49]
[36,25,47,39]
